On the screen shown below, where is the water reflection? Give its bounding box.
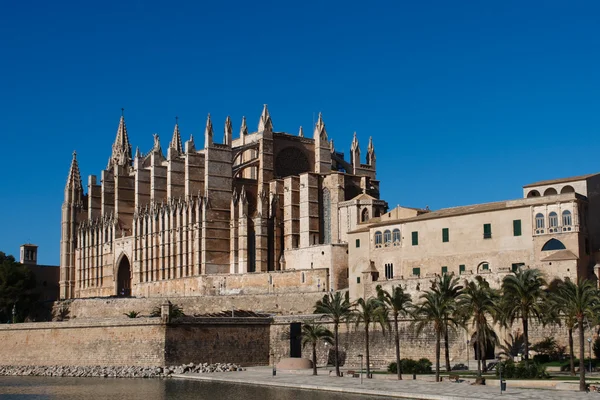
[0,377,384,400]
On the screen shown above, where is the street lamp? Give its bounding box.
[358,354,363,385]
[588,338,593,374]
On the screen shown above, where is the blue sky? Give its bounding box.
[0,1,599,265]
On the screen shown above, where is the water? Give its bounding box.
[0,377,385,399]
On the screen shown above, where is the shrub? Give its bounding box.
[124,311,140,318]
[452,363,468,371]
[150,304,184,319]
[496,359,549,379]
[532,354,551,364]
[531,336,564,362]
[388,358,432,374]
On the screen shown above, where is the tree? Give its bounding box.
[314,291,353,377]
[0,252,37,322]
[413,289,456,382]
[376,284,412,380]
[354,297,388,378]
[500,269,547,361]
[556,279,600,392]
[547,278,576,375]
[301,322,334,375]
[458,276,499,377]
[431,273,463,372]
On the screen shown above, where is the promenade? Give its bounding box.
[174,367,597,399]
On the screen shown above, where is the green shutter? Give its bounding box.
[442,228,449,242]
[357,276,361,284]
[412,231,418,246]
[412,267,421,277]
[482,263,489,271]
[483,223,492,239]
[441,266,448,275]
[356,239,360,248]
[459,264,466,274]
[513,220,522,236]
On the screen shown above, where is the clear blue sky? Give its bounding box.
[1,1,599,265]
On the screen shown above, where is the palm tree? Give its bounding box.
[314,291,353,377]
[458,276,500,377]
[301,322,334,375]
[413,289,456,382]
[354,297,388,378]
[556,279,600,392]
[500,268,547,361]
[548,278,577,376]
[376,284,412,380]
[431,273,463,372]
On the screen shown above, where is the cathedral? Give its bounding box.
[60,105,386,299]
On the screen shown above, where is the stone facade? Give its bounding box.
[60,106,384,300]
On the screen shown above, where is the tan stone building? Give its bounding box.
[60,105,386,300]
[349,174,600,301]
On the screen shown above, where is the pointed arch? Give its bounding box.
[116,254,132,297]
[542,238,566,251]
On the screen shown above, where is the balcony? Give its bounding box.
[534,224,579,236]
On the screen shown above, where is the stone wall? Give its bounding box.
[0,318,271,368]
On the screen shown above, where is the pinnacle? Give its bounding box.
[169,119,183,154]
[224,116,233,145]
[240,116,248,136]
[313,112,327,141]
[66,150,82,190]
[204,114,214,147]
[258,104,273,132]
[298,126,304,137]
[110,113,132,168]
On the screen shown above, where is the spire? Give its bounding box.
[152,133,163,155]
[135,146,141,158]
[224,116,233,146]
[66,151,82,190]
[367,136,376,167]
[298,126,304,137]
[169,116,183,154]
[313,112,327,141]
[240,116,248,137]
[109,110,132,169]
[350,132,360,167]
[258,104,273,132]
[351,132,359,152]
[204,113,214,148]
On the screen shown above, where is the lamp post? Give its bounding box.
[358,354,363,385]
[588,338,593,374]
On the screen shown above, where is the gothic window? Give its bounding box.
[374,231,383,248]
[392,229,400,245]
[562,210,572,226]
[549,212,558,228]
[361,208,369,222]
[383,230,392,246]
[274,147,310,179]
[535,213,545,230]
[322,188,331,244]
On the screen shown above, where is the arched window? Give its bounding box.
[383,230,392,245]
[527,190,540,198]
[544,188,558,196]
[535,213,545,229]
[549,212,558,228]
[562,210,572,227]
[374,231,383,248]
[561,185,575,194]
[392,229,401,245]
[361,208,369,222]
[542,238,566,251]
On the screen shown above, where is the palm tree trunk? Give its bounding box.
[569,328,575,376]
[477,327,483,378]
[444,324,451,372]
[435,329,441,382]
[334,323,340,377]
[579,318,586,392]
[312,342,317,376]
[365,324,371,378]
[395,316,401,380]
[523,317,529,361]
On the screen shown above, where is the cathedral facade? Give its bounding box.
[60,106,386,299]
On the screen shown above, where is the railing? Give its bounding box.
[534,224,579,235]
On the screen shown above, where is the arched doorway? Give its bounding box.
[117,255,132,297]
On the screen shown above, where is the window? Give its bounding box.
[535,213,545,229]
[549,212,558,228]
[483,223,492,239]
[511,263,525,272]
[441,266,448,275]
[384,230,392,246]
[513,220,521,236]
[542,238,566,251]
[301,272,305,283]
[392,229,400,245]
[385,263,394,279]
[442,228,449,243]
[357,276,361,284]
[374,231,382,248]
[412,267,421,277]
[459,264,466,274]
[361,208,369,222]
[412,231,419,246]
[481,263,489,271]
[562,210,572,226]
[356,239,360,248]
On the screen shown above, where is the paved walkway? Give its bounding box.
[174,367,599,400]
